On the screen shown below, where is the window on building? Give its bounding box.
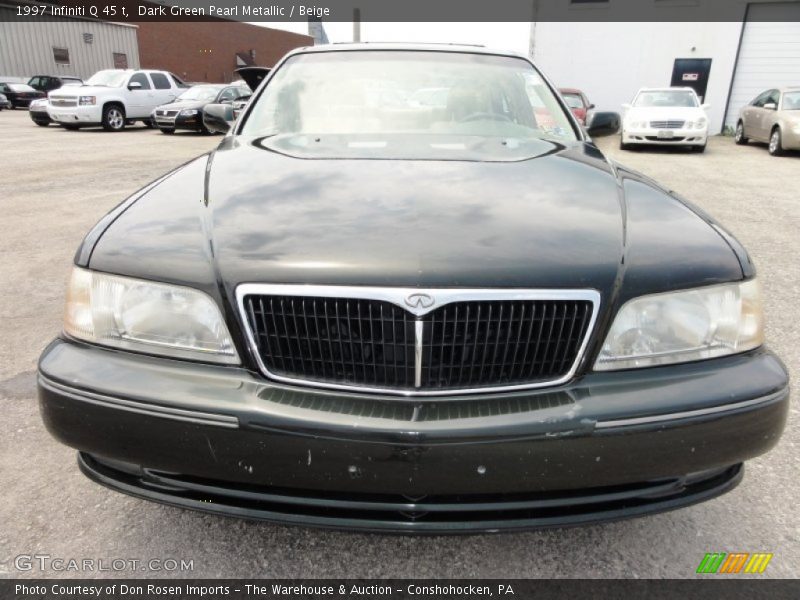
[128,72,151,90]
[53,47,70,65]
[150,72,171,90]
[113,53,128,69]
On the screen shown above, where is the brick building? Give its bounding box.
[135,21,312,83]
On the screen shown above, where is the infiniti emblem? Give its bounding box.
[405,293,435,309]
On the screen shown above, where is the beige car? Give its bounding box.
[735,87,800,156]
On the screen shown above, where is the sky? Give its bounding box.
[253,22,532,55]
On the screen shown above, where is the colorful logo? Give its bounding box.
[696,552,773,574]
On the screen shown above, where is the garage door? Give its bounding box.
[724,2,800,130]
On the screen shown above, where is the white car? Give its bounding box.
[620,87,710,152]
[47,69,188,131]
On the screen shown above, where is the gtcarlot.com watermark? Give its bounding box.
[14,554,194,573]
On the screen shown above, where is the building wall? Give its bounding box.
[134,22,312,83]
[0,6,139,79]
[531,21,743,133]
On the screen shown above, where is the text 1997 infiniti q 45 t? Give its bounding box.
[38,44,789,533]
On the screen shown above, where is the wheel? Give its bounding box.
[102,104,126,131]
[160,128,175,135]
[34,121,49,127]
[768,128,785,156]
[734,121,748,145]
[62,123,80,130]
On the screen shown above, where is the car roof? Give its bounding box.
[637,87,697,93]
[286,42,528,60]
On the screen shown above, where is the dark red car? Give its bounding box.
[0,82,45,109]
[559,88,594,125]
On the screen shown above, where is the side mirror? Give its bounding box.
[621,103,631,110]
[203,103,235,133]
[701,103,711,110]
[587,111,621,137]
[127,81,142,91]
[587,103,595,110]
[763,102,777,110]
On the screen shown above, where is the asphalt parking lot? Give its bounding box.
[1,109,797,579]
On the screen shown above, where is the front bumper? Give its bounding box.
[38,339,789,532]
[154,112,204,132]
[48,104,103,125]
[623,127,708,145]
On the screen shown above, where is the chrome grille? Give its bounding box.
[49,97,77,107]
[650,120,685,129]
[238,286,599,396]
[157,109,179,117]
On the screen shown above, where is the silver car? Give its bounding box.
[735,87,800,156]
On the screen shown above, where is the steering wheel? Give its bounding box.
[459,112,512,123]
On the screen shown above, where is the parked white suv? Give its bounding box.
[48,69,188,131]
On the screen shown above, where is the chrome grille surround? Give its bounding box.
[236,285,600,397]
[650,120,685,129]
[49,97,77,107]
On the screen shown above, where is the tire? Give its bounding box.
[160,128,175,135]
[768,128,785,156]
[62,124,80,130]
[734,121,748,145]
[102,104,126,131]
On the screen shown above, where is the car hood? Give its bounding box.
[624,106,706,122]
[155,99,207,111]
[204,138,625,291]
[48,85,117,97]
[87,138,744,307]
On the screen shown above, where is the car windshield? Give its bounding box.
[241,51,577,160]
[783,92,800,110]
[179,86,223,101]
[9,83,35,92]
[634,90,698,108]
[86,71,128,87]
[562,93,584,109]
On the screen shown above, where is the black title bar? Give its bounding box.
[4,0,800,23]
[4,579,800,600]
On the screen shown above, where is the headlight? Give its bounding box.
[627,120,646,129]
[30,99,47,109]
[78,96,96,105]
[64,267,239,364]
[180,109,198,116]
[595,280,763,371]
[695,118,707,129]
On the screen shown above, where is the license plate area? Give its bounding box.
[657,130,675,139]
